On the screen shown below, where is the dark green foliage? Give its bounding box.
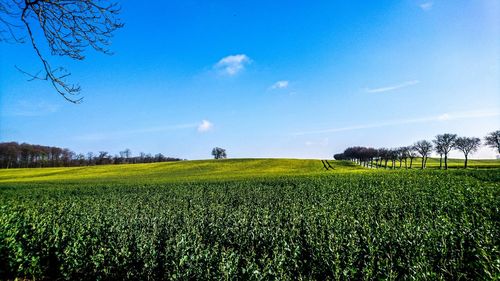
[0,171,499,280]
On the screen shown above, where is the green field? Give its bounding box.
[1,159,499,280]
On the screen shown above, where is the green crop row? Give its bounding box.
[0,170,499,280]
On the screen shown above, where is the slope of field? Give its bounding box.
[0,159,364,183]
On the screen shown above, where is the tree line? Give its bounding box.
[334,130,500,169]
[0,142,183,169]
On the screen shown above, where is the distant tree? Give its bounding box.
[484,130,500,154]
[399,146,412,169]
[211,147,227,159]
[434,142,445,169]
[365,147,378,168]
[87,152,94,165]
[333,153,346,160]
[433,134,457,170]
[1,0,123,102]
[97,151,109,165]
[74,153,85,166]
[414,140,433,169]
[407,146,418,169]
[454,137,481,168]
[389,149,399,169]
[155,153,166,162]
[378,148,390,169]
[124,148,131,159]
[119,148,131,163]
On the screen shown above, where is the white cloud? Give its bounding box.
[214,54,251,76]
[365,80,419,93]
[437,113,450,121]
[305,138,329,147]
[197,120,213,133]
[293,108,500,136]
[270,80,289,90]
[419,2,433,11]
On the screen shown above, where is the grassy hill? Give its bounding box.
[1,158,498,184]
[0,158,364,184]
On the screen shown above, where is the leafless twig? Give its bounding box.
[1,0,123,103]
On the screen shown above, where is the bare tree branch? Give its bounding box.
[0,0,123,103]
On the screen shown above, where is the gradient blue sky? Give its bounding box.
[1,0,499,159]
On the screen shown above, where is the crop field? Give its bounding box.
[0,159,499,280]
[0,159,367,184]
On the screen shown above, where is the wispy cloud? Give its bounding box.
[293,109,500,136]
[270,80,289,90]
[214,54,251,76]
[197,120,213,132]
[4,100,60,117]
[74,121,212,141]
[305,138,329,147]
[419,2,433,11]
[365,80,419,93]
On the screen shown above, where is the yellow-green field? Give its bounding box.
[378,157,500,169]
[0,159,367,183]
[1,158,499,184]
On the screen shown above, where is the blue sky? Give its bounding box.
[1,0,499,159]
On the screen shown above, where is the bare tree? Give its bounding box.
[414,140,433,169]
[454,137,481,168]
[119,148,131,163]
[399,147,410,169]
[433,134,457,170]
[434,142,445,169]
[484,130,500,154]
[1,0,123,103]
[407,146,418,169]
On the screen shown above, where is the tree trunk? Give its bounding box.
[409,158,413,169]
[444,154,448,170]
[464,155,468,169]
[421,157,424,169]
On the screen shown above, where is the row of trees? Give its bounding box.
[0,142,182,169]
[334,130,500,169]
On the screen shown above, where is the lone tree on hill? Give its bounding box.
[433,134,457,170]
[0,0,123,103]
[454,137,481,168]
[484,130,500,154]
[211,147,227,159]
[414,140,433,169]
